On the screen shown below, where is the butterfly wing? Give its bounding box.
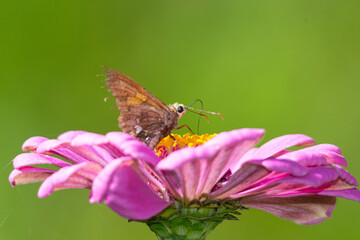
[104,67,179,148]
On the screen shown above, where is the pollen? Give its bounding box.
[155,133,217,159]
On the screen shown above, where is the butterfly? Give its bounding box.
[104,67,187,149]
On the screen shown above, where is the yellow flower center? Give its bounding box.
[155,133,217,159]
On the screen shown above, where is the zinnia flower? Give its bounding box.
[9,128,360,240]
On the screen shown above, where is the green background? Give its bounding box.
[1,0,359,239]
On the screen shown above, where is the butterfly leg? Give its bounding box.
[176,124,195,134]
[169,134,179,148]
[170,134,176,141]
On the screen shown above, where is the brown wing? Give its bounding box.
[104,67,179,149]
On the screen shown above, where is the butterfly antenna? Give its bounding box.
[187,108,209,123]
[186,99,203,109]
[187,107,224,120]
[185,99,204,134]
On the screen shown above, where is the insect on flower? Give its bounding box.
[104,67,223,149]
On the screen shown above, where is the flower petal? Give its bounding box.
[9,166,55,186]
[106,132,160,166]
[278,144,347,167]
[212,158,308,199]
[198,129,265,195]
[30,139,91,164]
[334,165,358,186]
[57,130,89,141]
[50,148,91,164]
[211,163,269,199]
[71,133,116,163]
[157,129,265,200]
[324,151,347,167]
[71,132,108,146]
[38,162,102,198]
[157,141,220,200]
[227,163,359,200]
[13,153,71,168]
[90,158,170,220]
[241,195,336,224]
[37,138,109,166]
[231,148,258,172]
[22,136,48,152]
[318,188,360,201]
[280,167,340,187]
[37,139,67,154]
[278,149,327,166]
[250,159,309,177]
[252,134,315,159]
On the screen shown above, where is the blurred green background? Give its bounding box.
[1,0,359,239]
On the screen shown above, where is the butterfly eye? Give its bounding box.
[177,105,184,113]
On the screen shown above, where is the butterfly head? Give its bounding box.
[169,103,186,118]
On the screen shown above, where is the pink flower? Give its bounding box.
[10,128,360,225]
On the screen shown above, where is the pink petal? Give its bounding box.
[38,162,102,198]
[22,136,48,152]
[67,146,109,166]
[106,132,160,166]
[157,141,220,170]
[90,158,170,220]
[71,132,108,146]
[231,148,258,172]
[278,149,328,166]
[9,167,55,186]
[37,139,109,166]
[241,195,336,225]
[156,140,220,200]
[279,144,347,167]
[212,158,308,199]
[318,188,360,201]
[279,167,339,187]
[36,140,104,165]
[37,139,67,154]
[198,129,265,196]
[308,144,342,154]
[13,153,71,168]
[204,129,265,170]
[57,130,89,141]
[71,133,116,163]
[227,164,359,200]
[253,134,315,159]
[49,148,91,164]
[301,144,345,166]
[334,165,358,186]
[323,151,347,167]
[211,163,269,199]
[157,129,265,200]
[249,159,309,176]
